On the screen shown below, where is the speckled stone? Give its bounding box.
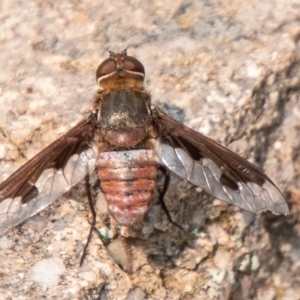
[0,0,299,299]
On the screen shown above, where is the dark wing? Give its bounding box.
[0,117,98,234]
[154,108,288,215]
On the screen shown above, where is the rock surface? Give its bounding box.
[0,0,300,299]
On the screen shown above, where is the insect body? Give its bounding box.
[0,50,288,236]
[95,54,159,226]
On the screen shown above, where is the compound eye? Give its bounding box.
[96,58,116,81]
[123,56,145,75]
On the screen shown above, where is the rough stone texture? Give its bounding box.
[0,0,300,299]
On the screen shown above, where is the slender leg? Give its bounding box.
[159,167,184,231]
[80,174,97,266]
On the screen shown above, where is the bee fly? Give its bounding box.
[0,50,288,263]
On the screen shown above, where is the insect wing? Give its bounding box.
[0,118,98,234]
[154,108,288,215]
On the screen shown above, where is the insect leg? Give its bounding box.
[158,167,184,231]
[80,174,97,266]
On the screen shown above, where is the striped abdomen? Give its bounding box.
[97,150,158,226]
